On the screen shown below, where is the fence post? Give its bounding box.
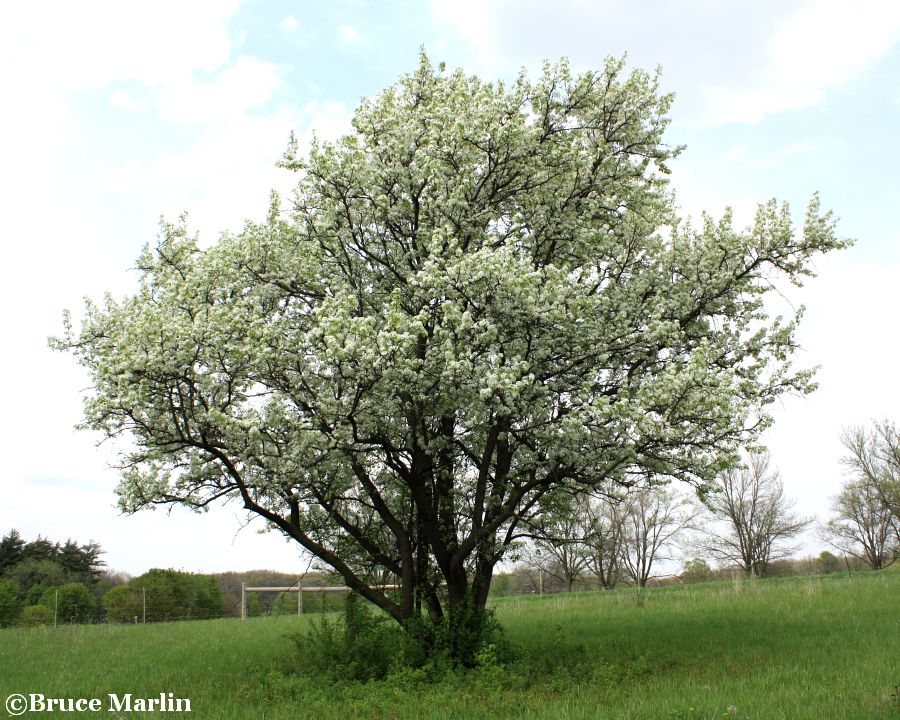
[298,588,303,616]
[241,582,246,621]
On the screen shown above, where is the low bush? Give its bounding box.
[289,592,510,683]
[18,604,53,627]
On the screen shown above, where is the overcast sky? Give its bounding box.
[1,1,898,576]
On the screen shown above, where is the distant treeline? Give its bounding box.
[0,529,345,627]
[0,529,107,627]
[494,551,876,597]
[1,528,879,628]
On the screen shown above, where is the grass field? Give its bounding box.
[1,571,898,719]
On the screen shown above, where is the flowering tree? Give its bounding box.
[56,55,846,662]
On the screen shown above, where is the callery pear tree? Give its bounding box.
[55,54,847,663]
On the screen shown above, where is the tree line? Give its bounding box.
[0,532,227,627]
[0,539,353,628]
[513,420,898,591]
[0,531,106,627]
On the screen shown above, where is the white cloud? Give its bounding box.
[0,197,132,540]
[703,0,900,125]
[103,113,298,240]
[429,0,900,125]
[0,1,244,91]
[0,0,317,573]
[280,14,300,32]
[430,0,489,59]
[6,473,309,574]
[102,100,353,241]
[0,0,252,247]
[764,250,900,533]
[722,141,814,172]
[110,90,140,111]
[338,24,361,44]
[754,142,811,171]
[669,163,760,230]
[156,57,285,126]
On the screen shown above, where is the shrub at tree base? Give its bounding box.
[291,593,508,682]
[293,593,404,682]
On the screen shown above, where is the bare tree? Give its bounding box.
[619,486,696,587]
[582,494,626,590]
[841,422,900,544]
[700,451,810,578]
[821,478,897,569]
[519,495,591,592]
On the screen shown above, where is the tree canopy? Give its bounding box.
[104,569,223,623]
[56,55,846,661]
[0,530,104,591]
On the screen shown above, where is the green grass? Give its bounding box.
[1,572,898,719]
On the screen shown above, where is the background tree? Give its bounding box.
[840,422,900,544]
[680,557,716,584]
[94,569,131,611]
[22,537,58,562]
[816,550,842,574]
[0,530,25,574]
[39,583,97,624]
[58,540,105,585]
[519,493,592,592]
[582,493,626,590]
[821,478,897,570]
[17,604,53,627]
[0,579,21,627]
[699,450,810,578]
[0,531,107,609]
[56,55,845,663]
[5,558,68,594]
[103,584,143,623]
[619,486,696,587]
[104,569,223,622]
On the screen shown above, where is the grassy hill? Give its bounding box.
[1,571,897,719]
